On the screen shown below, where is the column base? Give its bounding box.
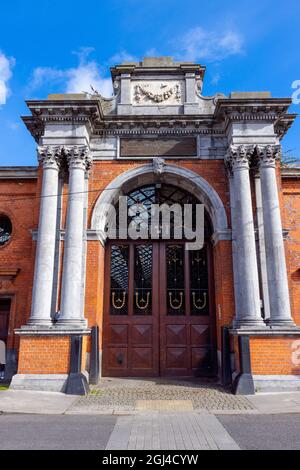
[266,318,297,328]
[232,318,266,329]
[26,318,53,326]
[56,318,88,329]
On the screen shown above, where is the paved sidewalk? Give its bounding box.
[105,412,240,450]
[247,392,300,414]
[2,379,300,415]
[0,389,77,415]
[70,377,254,414]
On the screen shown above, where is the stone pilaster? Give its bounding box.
[28,145,62,325]
[226,145,264,327]
[257,144,295,326]
[58,146,92,328]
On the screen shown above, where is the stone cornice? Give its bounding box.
[0,166,38,179]
[214,97,296,139]
[22,99,103,142]
[110,60,206,80]
[274,113,297,139]
[94,116,223,136]
[281,166,300,178]
[22,96,297,141]
[215,97,292,117]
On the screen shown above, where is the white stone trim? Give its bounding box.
[211,229,232,245]
[0,167,38,179]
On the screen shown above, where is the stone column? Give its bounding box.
[227,170,242,317]
[254,173,271,321]
[28,146,61,325]
[226,145,264,327]
[257,145,294,326]
[58,146,91,328]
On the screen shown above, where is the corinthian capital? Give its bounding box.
[63,145,92,172]
[256,144,281,168]
[225,144,255,171]
[37,145,62,170]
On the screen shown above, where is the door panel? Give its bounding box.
[103,242,159,376]
[103,241,215,377]
[0,298,10,344]
[159,242,214,377]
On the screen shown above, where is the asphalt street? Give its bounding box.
[218,413,300,450]
[0,414,117,450]
[0,413,300,450]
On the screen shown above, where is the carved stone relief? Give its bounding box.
[132,80,184,105]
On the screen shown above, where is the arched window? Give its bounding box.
[112,183,212,240]
[0,215,12,247]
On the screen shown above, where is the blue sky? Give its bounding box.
[0,0,299,166]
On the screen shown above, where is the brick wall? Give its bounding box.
[18,335,71,374]
[250,336,300,375]
[0,177,39,350]
[282,176,300,326]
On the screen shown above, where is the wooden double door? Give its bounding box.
[103,241,216,377]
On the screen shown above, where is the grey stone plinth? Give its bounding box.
[10,374,68,392]
[14,325,91,336]
[254,375,300,393]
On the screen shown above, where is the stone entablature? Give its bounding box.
[21,57,295,163]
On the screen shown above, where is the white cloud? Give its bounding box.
[210,72,221,86]
[109,50,138,64]
[0,51,15,105]
[30,48,114,98]
[176,26,243,62]
[65,61,112,96]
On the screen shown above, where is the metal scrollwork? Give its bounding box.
[169,291,183,310]
[112,291,126,310]
[135,292,150,310]
[192,292,207,310]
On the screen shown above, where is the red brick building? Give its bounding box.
[1,57,300,393]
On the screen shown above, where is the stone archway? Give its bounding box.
[91,163,229,377]
[91,163,229,238]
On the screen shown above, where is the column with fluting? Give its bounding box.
[29,145,61,325]
[226,145,264,327]
[58,146,91,328]
[257,145,294,326]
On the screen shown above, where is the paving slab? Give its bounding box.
[246,392,300,414]
[0,389,77,415]
[106,412,240,450]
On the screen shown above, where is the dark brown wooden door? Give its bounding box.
[0,298,11,345]
[103,241,215,377]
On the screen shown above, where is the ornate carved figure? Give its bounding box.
[152,156,165,176]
